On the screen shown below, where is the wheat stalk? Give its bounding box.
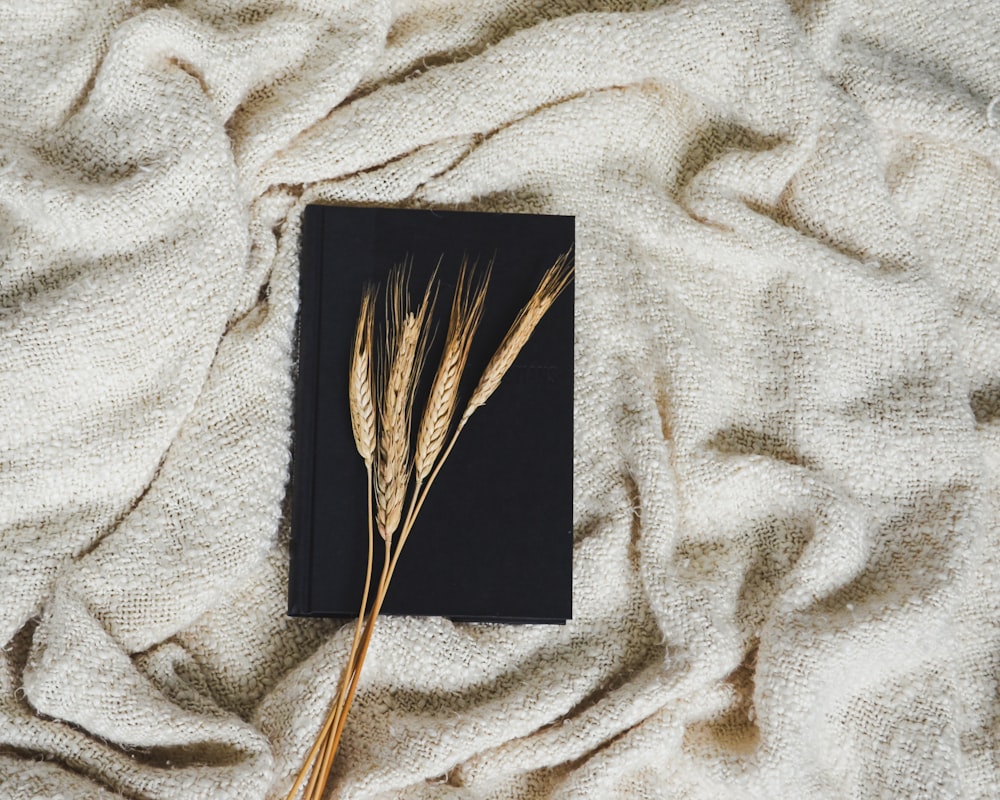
[287,249,573,800]
[286,287,380,800]
[375,269,434,541]
[460,250,573,427]
[414,261,488,483]
[349,288,377,466]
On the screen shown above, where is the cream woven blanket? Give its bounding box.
[2,1,998,798]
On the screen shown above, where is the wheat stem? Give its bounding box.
[287,298,379,800]
[285,478,376,800]
[323,534,393,770]
[284,717,327,800]
[294,531,388,799]
[313,464,376,798]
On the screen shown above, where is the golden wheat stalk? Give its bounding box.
[460,250,573,427]
[287,250,573,800]
[375,269,434,541]
[414,261,489,484]
[349,288,377,466]
[312,293,378,788]
[286,289,380,800]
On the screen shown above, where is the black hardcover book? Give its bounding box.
[289,204,574,624]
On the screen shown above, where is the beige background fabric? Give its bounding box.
[2,1,998,797]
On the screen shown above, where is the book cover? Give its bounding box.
[289,204,574,623]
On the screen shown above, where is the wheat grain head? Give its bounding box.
[461,250,573,426]
[349,287,377,467]
[414,261,489,482]
[375,266,435,540]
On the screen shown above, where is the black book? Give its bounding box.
[289,204,574,624]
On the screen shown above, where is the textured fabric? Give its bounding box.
[2,1,999,798]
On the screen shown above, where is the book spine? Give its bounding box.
[288,205,325,615]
